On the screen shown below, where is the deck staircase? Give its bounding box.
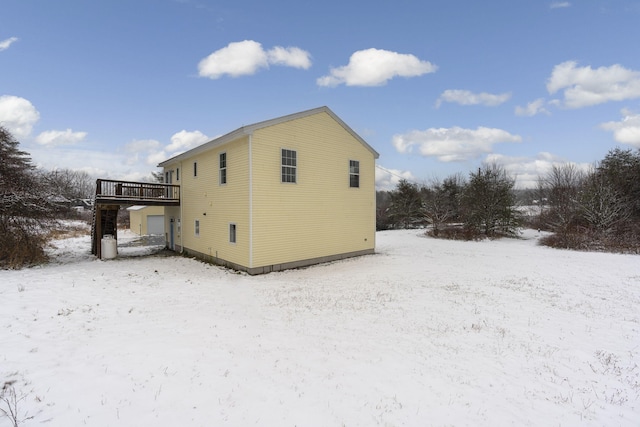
[90,204,120,257]
[91,179,180,258]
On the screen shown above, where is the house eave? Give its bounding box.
[157,106,379,168]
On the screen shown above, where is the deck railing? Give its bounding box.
[95,179,180,205]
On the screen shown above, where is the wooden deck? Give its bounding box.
[91,179,180,258]
[95,179,180,206]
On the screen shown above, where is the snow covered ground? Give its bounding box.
[1,228,639,426]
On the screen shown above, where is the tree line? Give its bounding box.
[2,123,639,268]
[378,148,640,252]
[377,163,520,239]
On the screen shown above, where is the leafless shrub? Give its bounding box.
[0,383,33,427]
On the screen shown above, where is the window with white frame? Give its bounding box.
[229,223,236,243]
[194,219,200,237]
[219,152,227,185]
[281,149,297,183]
[349,160,360,188]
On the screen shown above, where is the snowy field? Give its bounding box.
[1,228,639,426]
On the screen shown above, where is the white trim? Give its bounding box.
[248,134,253,268]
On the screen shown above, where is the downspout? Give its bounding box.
[248,134,253,269]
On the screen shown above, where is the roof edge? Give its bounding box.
[158,106,379,167]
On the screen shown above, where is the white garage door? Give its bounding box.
[147,215,164,235]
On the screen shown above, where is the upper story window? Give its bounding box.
[219,152,227,185]
[193,161,198,177]
[349,160,360,188]
[176,168,180,181]
[281,149,297,183]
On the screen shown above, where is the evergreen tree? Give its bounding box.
[460,164,519,237]
[388,179,424,229]
[0,126,58,268]
[597,148,640,221]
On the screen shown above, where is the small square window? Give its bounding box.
[282,149,297,183]
[349,160,360,188]
[229,223,236,243]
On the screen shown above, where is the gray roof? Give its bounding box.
[157,106,379,167]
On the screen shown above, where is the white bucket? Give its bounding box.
[101,235,117,259]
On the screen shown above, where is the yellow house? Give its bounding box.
[127,205,165,236]
[157,106,379,274]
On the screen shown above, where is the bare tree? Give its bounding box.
[578,169,629,233]
[423,173,465,236]
[376,190,393,230]
[41,169,94,200]
[538,163,585,232]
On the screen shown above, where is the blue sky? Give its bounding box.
[1,0,639,189]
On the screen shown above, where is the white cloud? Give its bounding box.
[147,150,169,166]
[198,40,268,79]
[436,90,511,108]
[266,46,312,69]
[35,129,87,146]
[550,2,571,9]
[0,37,18,51]
[28,145,159,182]
[0,95,40,138]
[392,126,522,162]
[166,130,210,152]
[125,139,162,153]
[122,131,209,168]
[198,40,311,79]
[122,139,162,166]
[546,61,640,108]
[600,109,640,148]
[375,166,418,191]
[317,48,437,87]
[486,152,591,188]
[514,98,550,116]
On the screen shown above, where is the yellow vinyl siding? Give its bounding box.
[166,137,250,267]
[250,112,375,268]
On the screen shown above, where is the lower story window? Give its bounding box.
[195,219,200,237]
[229,223,236,243]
